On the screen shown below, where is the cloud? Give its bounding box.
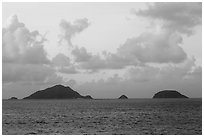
[2,15,50,64]
[126,65,159,82]
[73,29,187,72]
[59,18,90,46]
[20,45,50,64]
[2,15,63,86]
[74,51,136,71]
[117,30,187,64]
[134,2,202,35]
[4,14,24,31]
[79,54,106,71]
[71,46,92,62]
[66,79,77,87]
[71,46,104,70]
[70,46,138,71]
[58,18,140,71]
[56,4,197,72]
[52,53,71,67]
[52,53,79,74]
[2,63,62,84]
[70,3,200,71]
[126,57,196,82]
[76,57,201,98]
[103,52,139,69]
[58,66,79,74]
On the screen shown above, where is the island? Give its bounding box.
[153,90,189,98]
[83,95,93,99]
[8,97,18,100]
[118,95,128,99]
[23,85,93,99]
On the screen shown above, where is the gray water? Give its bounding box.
[2,98,202,135]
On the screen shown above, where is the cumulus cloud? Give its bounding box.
[59,18,90,46]
[73,51,136,71]
[52,53,79,74]
[58,18,140,71]
[79,54,106,71]
[70,45,139,71]
[73,3,201,71]
[52,53,71,67]
[71,30,187,72]
[117,30,187,64]
[103,52,139,69]
[71,46,104,71]
[72,46,92,62]
[2,15,63,86]
[57,3,199,72]
[134,2,202,35]
[2,15,50,64]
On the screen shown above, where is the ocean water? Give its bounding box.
[2,99,202,135]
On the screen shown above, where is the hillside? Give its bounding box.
[23,85,93,99]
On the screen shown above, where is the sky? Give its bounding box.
[2,2,202,99]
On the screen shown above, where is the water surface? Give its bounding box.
[2,99,202,135]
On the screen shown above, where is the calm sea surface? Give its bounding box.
[2,99,202,135]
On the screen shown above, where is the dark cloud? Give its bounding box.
[134,2,202,35]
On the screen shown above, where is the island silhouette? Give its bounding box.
[6,85,189,100]
[23,85,93,99]
[153,90,189,98]
[9,97,18,100]
[118,95,128,99]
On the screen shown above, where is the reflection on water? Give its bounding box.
[2,99,202,135]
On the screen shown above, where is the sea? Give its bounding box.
[2,98,202,135]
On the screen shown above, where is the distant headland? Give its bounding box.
[23,85,93,99]
[153,90,189,98]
